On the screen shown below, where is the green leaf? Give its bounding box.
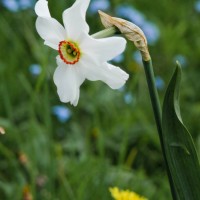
[162,62,200,199]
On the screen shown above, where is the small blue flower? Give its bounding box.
[195,1,200,12]
[173,54,188,68]
[112,54,124,63]
[116,5,159,44]
[132,51,142,65]
[116,5,145,26]
[2,0,19,12]
[19,0,33,9]
[124,92,134,104]
[142,21,160,45]
[2,0,34,12]
[52,105,71,123]
[29,64,42,76]
[155,76,165,90]
[116,5,133,17]
[89,0,110,14]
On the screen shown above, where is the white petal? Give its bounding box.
[80,35,127,62]
[53,57,85,106]
[36,17,66,50]
[80,56,129,89]
[35,0,51,18]
[44,41,58,50]
[62,0,90,41]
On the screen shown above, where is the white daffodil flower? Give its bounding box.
[35,0,129,106]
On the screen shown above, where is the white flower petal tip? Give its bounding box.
[36,17,66,49]
[105,63,129,89]
[100,37,127,61]
[53,59,84,106]
[35,0,51,18]
[53,66,80,106]
[62,0,90,40]
[80,35,127,63]
[114,37,127,55]
[80,59,129,90]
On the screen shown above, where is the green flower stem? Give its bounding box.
[91,27,119,39]
[143,60,162,135]
[143,60,177,200]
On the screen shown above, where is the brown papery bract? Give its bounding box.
[98,10,151,61]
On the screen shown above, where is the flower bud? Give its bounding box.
[98,10,150,61]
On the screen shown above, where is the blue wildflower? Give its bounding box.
[116,5,145,26]
[195,1,200,12]
[132,51,142,65]
[155,76,165,90]
[2,0,33,12]
[19,0,33,9]
[124,92,134,104]
[89,0,110,14]
[142,21,160,45]
[29,64,41,76]
[173,54,188,67]
[2,0,19,12]
[52,105,71,123]
[112,54,124,63]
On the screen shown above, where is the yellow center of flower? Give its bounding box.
[58,41,81,65]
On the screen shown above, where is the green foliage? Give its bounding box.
[162,63,200,199]
[0,0,200,199]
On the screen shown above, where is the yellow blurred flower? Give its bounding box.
[110,187,147,200]
[23,185,33,200]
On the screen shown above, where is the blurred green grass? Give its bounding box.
[0,0,200,199]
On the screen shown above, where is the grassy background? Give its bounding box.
[0,0,200,199]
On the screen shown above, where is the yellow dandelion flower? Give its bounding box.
[109,187,148,200]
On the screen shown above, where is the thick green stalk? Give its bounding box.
[91,27,119,39]
[143,60,177,200]
[143,60,162,135]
